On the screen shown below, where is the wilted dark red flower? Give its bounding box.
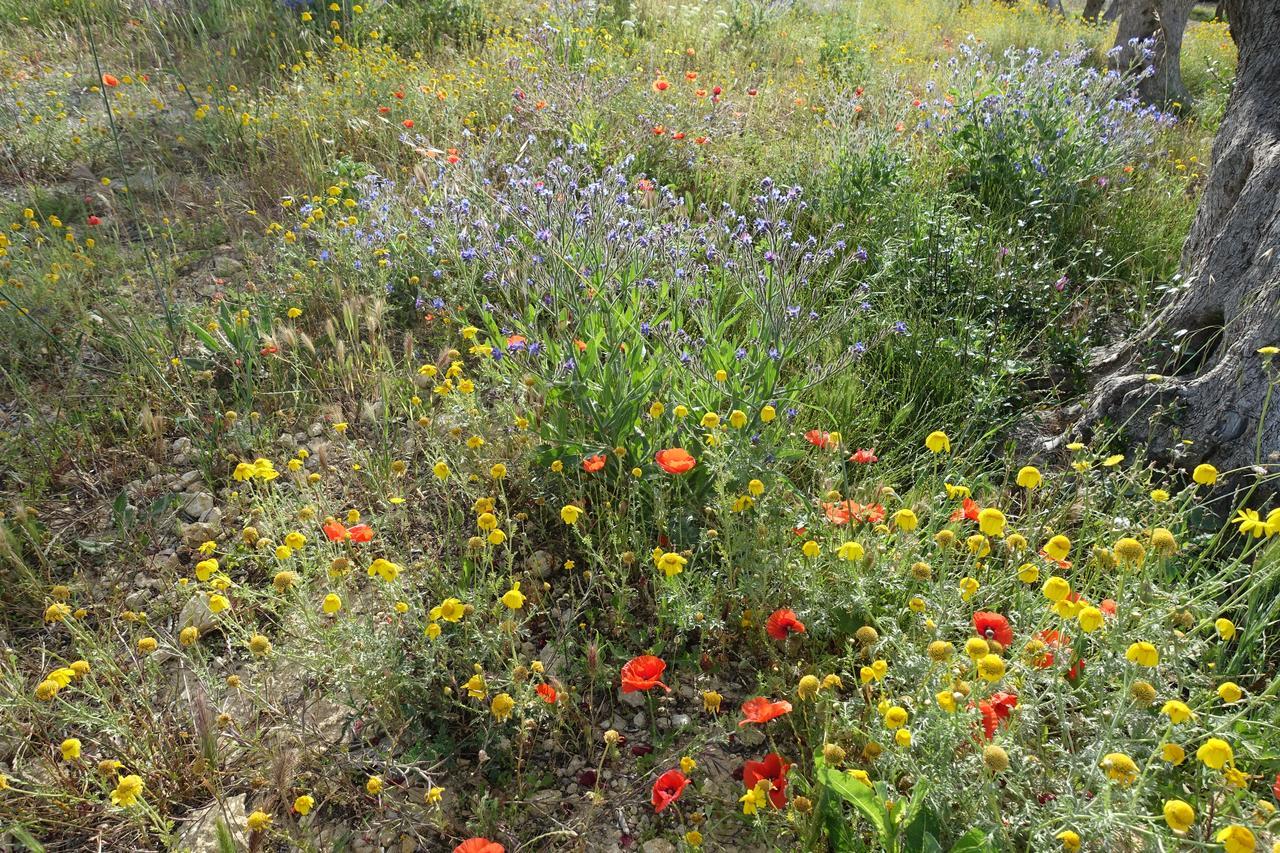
[765,608,806,641]
[739,697,792,727]
[849,448,878,464]
[973,612,1014,647]
[582,454,607,473]
[654,448,696,474]
[742,753,790,808]
[651,769,688,812]
[620,655,669,694]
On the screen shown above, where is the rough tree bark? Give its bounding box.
[1083,0,1107,22]
[1079,0,1280,482]
[1111,0,1197,105]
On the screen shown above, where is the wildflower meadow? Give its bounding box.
[2,0,1278,850]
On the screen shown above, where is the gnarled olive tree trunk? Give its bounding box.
[1110,0,1197,105]
[1081,0,1280,481]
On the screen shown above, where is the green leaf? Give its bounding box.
[815,755,890,843]
[950,827,996,853]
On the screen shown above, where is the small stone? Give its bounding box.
[631,711,646,730]
[183,492,214,520]
[212,255,244,278]
[642,840,676,853]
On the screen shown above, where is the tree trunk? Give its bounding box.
[1079,0,1280,484]
[1083,0,1107,22]
[1111,0,1197,105]
[1041,0,1065,14]
[1103,0,1124,22]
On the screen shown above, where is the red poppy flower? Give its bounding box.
[102,73,119,87]
[712,85,722,96]
[742,753,791,809]
[977,691,1018,740]
[1066,655,1085,681]
[536,683,557,704]
[849,448,878,464]
[323,520,348,541]
[378,105,391,114]
[672,131,686,140]
[765,608,805,640]
[348,523,373,542]
[805,429,832,449]
[402,119,415,128]
[694,136,708,145]
[652,79,670,92]
[620,655,669,694]
[652,125,666,136]
[393,89,405,99]
[739,697,792,727]
[654,448,696,475]
[950,498,980,523]
[651,769,688,812]
[823,500,855,525]
[582,454,606,473]
[454,839,504,853]
[1034,629,1068,669]
[973,612,1013,647]
[87,215,101,226]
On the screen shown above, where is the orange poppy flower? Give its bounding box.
[950,498,980,523]
[454,839,504,853]
[348,523,373,543]
[402,119,415,128]
[582,455,606,473]
[102,73,119,87]
[654,448,696,475]
[536,683,557,704]
[621,655,669,693]
[765,608,805,640]
[652,79,669,92]
[739,697,792,727]
[323,520,348,542]
[805,429,832,449]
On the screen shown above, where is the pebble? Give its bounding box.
[182,492,214,519]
